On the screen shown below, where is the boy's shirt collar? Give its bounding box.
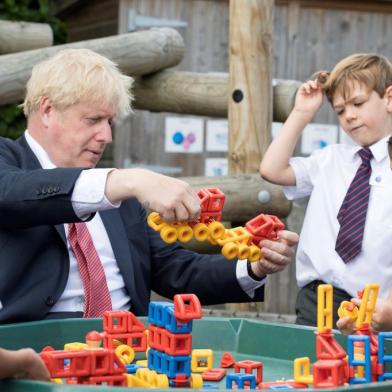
[346,135,391,163]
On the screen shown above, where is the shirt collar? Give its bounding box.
[24,130,56,169]
[367,135,391,163]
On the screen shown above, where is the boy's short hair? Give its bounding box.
[22,48,133,118]
[315,53,392,102]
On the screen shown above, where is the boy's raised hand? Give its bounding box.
[294,80,324,121]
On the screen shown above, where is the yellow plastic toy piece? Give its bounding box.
[356,283,380,329]
[51,378,63,384]
[128,368,169,388]
[338,301,358,322]
[64,342,88,351]
[147,212,165,231]
[126,373,151,388]
[208,221,225,240]
[115,344,135,365]
[293,357,313,385]
[193,223,209,241]
[177,224,193,242]
[317,284,333,333]
[160,225,178,243]
[237,244,250,260]
[222,242,238,259]
[248,245,262,262]
[190,373,203,389]
[191,349,213,373]
[136,359,148,367]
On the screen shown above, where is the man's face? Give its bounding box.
[332,81,392,147]
[43,101,115,168]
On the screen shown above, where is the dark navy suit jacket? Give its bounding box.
[0,136,264,323]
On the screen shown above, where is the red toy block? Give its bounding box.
[199,211,222,224]
[171,374,190,388]
[234,360,263,384]
[220,352,235,368]
[245,214,285,243]
[103,331,147,352]
[198,188,225,213]
[202,368,226,381]
[149,325,165,352]
[313,359,346,388]
[258,380,308,389]
[316,330,346,360]
[41,350,91,378]
[128,312,147,333]
[356,324,379,355]
[103,311,129,333]
[89,349,112,376]
[163,330,192,356]
[173,294,202,323]
[87,375,127,386]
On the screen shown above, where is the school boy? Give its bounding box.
[260,53,392,326]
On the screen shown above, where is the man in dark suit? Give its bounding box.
[0,48,298,323]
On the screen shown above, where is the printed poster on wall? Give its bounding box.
[206,119,228,152]
[205,158,228,177]
[164,116,204,153]
[301,123,339,154]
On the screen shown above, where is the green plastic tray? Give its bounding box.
[0,317,391,391]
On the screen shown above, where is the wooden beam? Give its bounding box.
[133,70,300,122]
[228,0,274,174]
[0,21,53,55]
[179,174,291,221]
[0,28,184,106]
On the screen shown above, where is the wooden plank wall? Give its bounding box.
[65,0,392,315]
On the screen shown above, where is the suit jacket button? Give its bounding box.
[36,190,42,196]
[45,296,54,306]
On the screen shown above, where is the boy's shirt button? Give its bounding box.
[375,176,382,182]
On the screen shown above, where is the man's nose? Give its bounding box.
[97,122,112,143]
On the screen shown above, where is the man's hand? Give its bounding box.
[250,230,299,278]
[371,288,392,331]
[336,315,357,335]
[0,348,50,381]
[105,169,201,222]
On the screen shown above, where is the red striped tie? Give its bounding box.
[68,223,112,317]
[335,147,373,263]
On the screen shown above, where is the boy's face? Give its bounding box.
[332,81,392,147]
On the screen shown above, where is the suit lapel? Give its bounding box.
[100,209,138,303]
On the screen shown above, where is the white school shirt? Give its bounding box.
[284,135,392,298]
[25,131,263,310]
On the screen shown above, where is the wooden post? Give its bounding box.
[228,0,273,174]
[0,21,53,54]
[0,28,184,106]
[133,70,299,122]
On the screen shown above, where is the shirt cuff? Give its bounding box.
[236,259,267,298]
[71,168,121,219]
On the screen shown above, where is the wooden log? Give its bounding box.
[0,28,184,106]
[133,70,299,122]
[179,174,291,222]
[0,20,53,54]
[228,0,273,174]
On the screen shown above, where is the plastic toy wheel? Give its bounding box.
[208,221,225,240]
[156,374,169,388]
[222,242,238,259]
[115,344,135,365]
[193,223,209,241]
[177,224,193,242]
[160,225,178,243]
[190,374,203,389]
[338,300,358,321]
[248,245,261,262]
[237,244,250,260]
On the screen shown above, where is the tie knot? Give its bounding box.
[358,147,372,164]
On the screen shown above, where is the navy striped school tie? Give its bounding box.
[335,147,373,263]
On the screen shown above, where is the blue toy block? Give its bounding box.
[226,373,256,389]
[164,306,193,334]
[148,348,164,373]
[347,335,371,384]
[125,364,143,374]
[161,352,191,378]
[203,383,219,389]
[268,386,294,390]
[148,301,173,327]
[378,332,392,381]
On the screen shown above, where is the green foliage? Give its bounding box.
[0,0,67,139]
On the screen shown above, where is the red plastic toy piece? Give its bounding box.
[313,359,346,388]
[258,380,308,389]
[103,311,129,333]
[234,360,263,384]
[220,352,235,368]
[202,368,226,381]
[173,294,202,323]
[316,330,346,360]
[86,330,103,349]
[245,213,285,244]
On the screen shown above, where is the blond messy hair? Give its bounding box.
[315,53,392,102]
[22,48,133,118]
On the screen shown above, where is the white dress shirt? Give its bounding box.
[25,131,264,310]
[284,135,392,298]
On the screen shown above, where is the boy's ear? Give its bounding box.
[385,85,392,113]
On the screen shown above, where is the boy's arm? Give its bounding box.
[260,80,324,186]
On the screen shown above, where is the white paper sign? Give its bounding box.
[165,117,204,153]
[206,119,228,152]
[301,123,338,154]
[205,158,228,177]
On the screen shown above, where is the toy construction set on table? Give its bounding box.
[147,187,285,262]
[34,284,392,390]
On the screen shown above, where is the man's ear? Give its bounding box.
[39,97,54,127]
[385,85,392,113]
